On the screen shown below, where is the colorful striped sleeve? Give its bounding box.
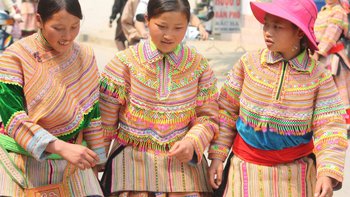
[208,54,246,161]
[317,7,348,56]
[312,71,348,183]
[99,53,129,153]
[0,82,57,161]
[82,103,107,164]
[183,58,219,163]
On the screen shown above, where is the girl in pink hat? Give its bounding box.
[207,0,348,196]
[314,0,350,129]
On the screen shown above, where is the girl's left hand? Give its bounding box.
[168,139,194,163]
[198,25,209,40]
[314,176,334,197]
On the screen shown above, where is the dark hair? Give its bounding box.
[147,0,191,22]
[37,0,83,23]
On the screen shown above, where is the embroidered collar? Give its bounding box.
[322,3,341,11]
[134,40,194,71]
[31,30,72,63]
[261,49,316,73]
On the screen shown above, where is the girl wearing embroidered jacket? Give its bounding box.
[208,0,348,197]
[0,0,106,196]
[314,0,350,126]
[99,0,218,196]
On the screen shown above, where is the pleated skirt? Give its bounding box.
[108,144,213,195]
[222,155,316,197]
[0,152,104,197]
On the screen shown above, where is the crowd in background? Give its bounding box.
[0,0,349,196]
[108,0,212,51]
[0,0,38,40]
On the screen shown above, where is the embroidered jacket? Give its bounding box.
[100,40,219,163]
[208,49,348,182]
[314,4,349,56]
[0,32,106,163]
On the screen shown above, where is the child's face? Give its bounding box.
[37,10,80,54]
[146,11,188,53]
[263,14,304,59]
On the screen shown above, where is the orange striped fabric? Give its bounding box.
[223,155,316,197]
[314,4,349,56]
[0,152,104,196]
[0,32,106,162]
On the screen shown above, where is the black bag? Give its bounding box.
[212,152,234,197]
[100,145,125,196]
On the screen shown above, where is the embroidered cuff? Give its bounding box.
[184,124,214,163]
[317,166,344,183]
[26,129,58,161]
[92,147,107,164]
[208,144,230,162]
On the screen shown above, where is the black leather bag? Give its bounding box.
[212,152,234,197]
[99,145,125,196]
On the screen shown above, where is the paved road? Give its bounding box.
[88,41,350,196]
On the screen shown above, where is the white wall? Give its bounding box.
[242,0,253,15]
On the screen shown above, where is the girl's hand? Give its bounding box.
[46,140,100,170]
[208,159,223,189]
[314,176,333,197]
[168,139,194,163]
[198,25,209,40]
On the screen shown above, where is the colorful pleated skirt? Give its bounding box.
[0,152,104,196]
[222,155,316,197]
[107,144,213,195]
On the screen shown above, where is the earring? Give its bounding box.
[291,45,299,52]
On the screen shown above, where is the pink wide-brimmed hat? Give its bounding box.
[250,0,318,51]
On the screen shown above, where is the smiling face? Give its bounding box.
[37,9,80,53]
[146,11,188,53]
[263,13,304,60]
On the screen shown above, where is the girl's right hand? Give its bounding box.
[46,139,99,170]
[208,159,224,189]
